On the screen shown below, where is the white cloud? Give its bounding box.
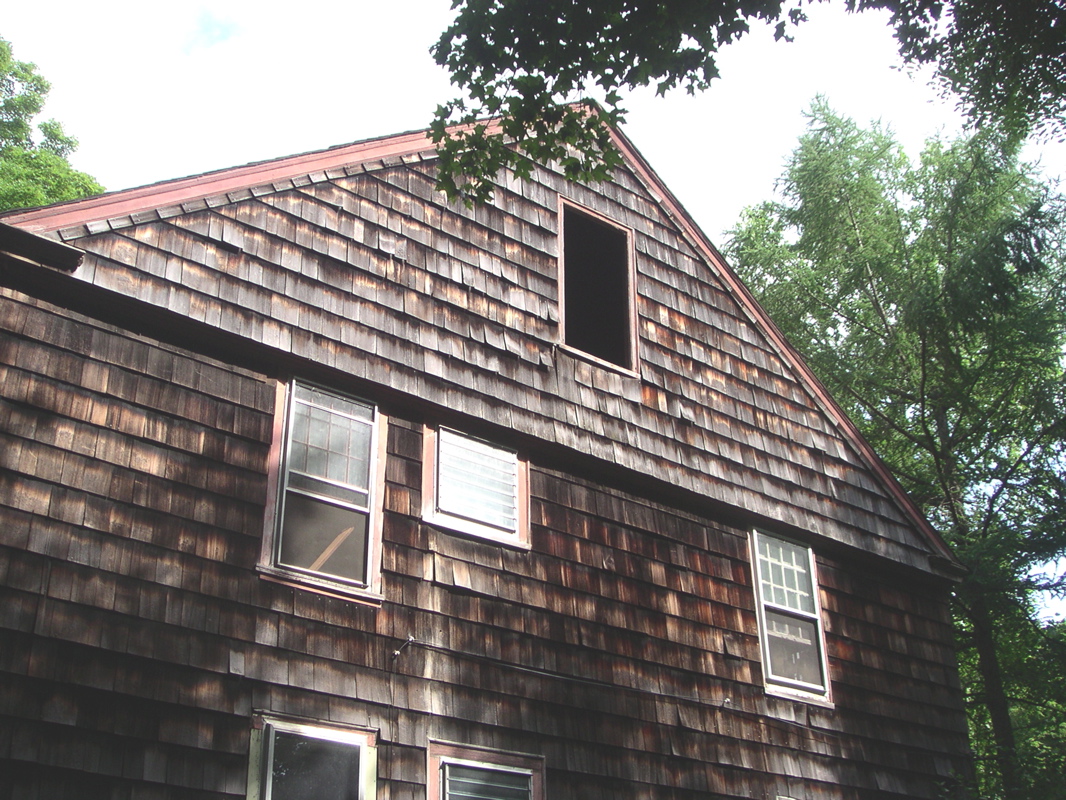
[183,9,241,53]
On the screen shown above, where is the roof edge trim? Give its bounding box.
[0,128,445,234]
[604,124,961,571]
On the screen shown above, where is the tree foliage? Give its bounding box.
[901,0,1066,141]
[727,101,1066,799]
[430,0,1066,201]
[0,35,102,212]
[431,0,808,202]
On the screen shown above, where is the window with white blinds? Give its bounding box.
[443,763,532,800]
[424,427,528,546]
[428,743,543,800]
[437,429,518,532]
[752,531,830,699]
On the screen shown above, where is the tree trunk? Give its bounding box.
[966,593,1021,798]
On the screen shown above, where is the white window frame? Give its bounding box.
[246,716,377,800]
[422,426,530,548]
[428,741,543,800]
[259,380,388,601]
[750,530,832,702]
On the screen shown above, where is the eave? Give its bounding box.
[0,128,445,236]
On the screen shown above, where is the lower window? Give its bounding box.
[429,742,543,800]
[751,530,830,699]
[444,763,531,800]
[248,717,377,800]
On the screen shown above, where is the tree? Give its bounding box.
[430,0,1066,202]
[0,36,102,212]
[726,101,1066,799]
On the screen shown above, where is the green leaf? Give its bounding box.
[0,35,103,211]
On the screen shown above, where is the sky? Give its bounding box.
[10,0,1054,240]
[5,1,1064,617]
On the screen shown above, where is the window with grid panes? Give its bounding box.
[752,530,830,697]
[273,382,379,587]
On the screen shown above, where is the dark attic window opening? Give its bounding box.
[562,204,633,370]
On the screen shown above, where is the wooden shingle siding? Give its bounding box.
[21,155,942,578]
[0,126,970,798]
[0,291,270,798]
[0,285,967,799]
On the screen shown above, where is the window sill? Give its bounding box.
[557,343,641,379]
[424,513,532,550]
[257,565,384,605]
[764,683,834,709]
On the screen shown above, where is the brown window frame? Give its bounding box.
[558,200,638,373]
[428,741,544,800]
[422,425,531,548]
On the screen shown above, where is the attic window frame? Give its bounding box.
[558,199,638,373]
[750,530,832,704]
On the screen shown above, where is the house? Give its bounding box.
[0,120,971,799]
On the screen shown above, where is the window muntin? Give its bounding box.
[429,743,543,800]
[423,427,529,546]
[752,531,829,698]
[560,203,635,370]
[262,381,385,597]
[287,384,373,506]
[249,718,376,800]
[758,535,816,615]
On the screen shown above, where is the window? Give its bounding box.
[422,427,529,546]
[560,202,635,370]
[261,381,387,597]
[428,742,543,800]
[247,717,377,800]
[751,530,830,699]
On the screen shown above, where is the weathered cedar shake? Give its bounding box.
[1,121,969,800]
[6,139,951,576]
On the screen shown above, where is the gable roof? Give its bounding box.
[0,121,961,578]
